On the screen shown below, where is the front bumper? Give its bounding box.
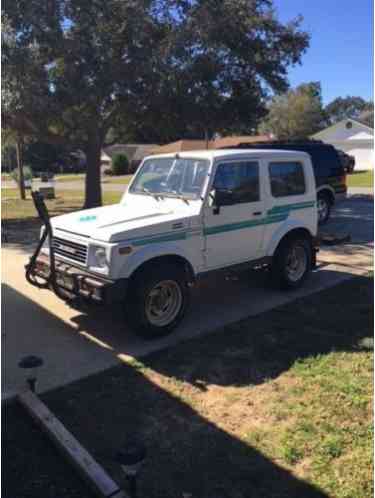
[29,254,128,304]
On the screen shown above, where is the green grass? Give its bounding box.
[2,173,133,185]
[264,350,373,497]
[53,173,133,185]
[2,188,122,221]
[54,174,133,185]
[54,174,85,182]
[101,174,133,184]
[347,170,373,188]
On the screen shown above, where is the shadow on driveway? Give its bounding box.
[3,275,372,497]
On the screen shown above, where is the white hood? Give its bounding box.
[51,194,201,243]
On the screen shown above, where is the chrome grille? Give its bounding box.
[52,236,87,265]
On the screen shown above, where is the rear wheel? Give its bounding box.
[126,263,190,339]
[317,192,331,225]
[271,236,312,290]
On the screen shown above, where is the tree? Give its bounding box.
[3,1,309,208]
[113,3,310,143]
[111,154,129,175]
[358,109,374,128]
[24,142,71,173]
[259,82,325,139]
[1,127,26,199]
[325,96,373,125]
[1,142,17,172]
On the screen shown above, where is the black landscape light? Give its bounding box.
[18,355,44,393]
[115,439,147,498]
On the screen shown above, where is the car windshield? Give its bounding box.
[129,157,210,199]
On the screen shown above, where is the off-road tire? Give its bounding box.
[271,236,312,290]
[126,263,190,339]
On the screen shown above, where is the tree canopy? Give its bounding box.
[259,82,325,139]
[325,96,373,125]
[3,0,309,207]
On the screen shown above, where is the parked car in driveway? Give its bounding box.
[27,149,318,338]
[337,150,355,174]
[223,141,347,224]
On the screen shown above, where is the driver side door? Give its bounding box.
[203,159,265,270]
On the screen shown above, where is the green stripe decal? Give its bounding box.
[203,213,287,236]
[129,201,315,245]
[131,232,187,246]
[267,201,315,215]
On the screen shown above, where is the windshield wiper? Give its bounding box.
[168,190,190,204]
[141,187,162,201]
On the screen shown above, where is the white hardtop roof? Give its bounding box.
[148,148,310,161]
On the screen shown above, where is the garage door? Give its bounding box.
[332,140,374,171]
[346,148,374,171]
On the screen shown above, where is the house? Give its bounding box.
[150,135,272,155]
[101,144,158,172]
[150,140,209,155]
[311,118,374,171]
[209,135,272,149]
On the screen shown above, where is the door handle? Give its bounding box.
[253,211,262,216]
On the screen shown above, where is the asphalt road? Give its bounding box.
[2,194,373,399]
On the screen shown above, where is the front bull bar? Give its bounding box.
[25,191,70,300]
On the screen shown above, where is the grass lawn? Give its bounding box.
[347,170,373,188]
[2,188,122,221]
[3,276,373,498]
[54,174,86,182]
[53,174,133,184]
[102,174,133,184]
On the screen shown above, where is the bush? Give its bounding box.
[10,165,33,184]
[103,168,113,176]
[111,153,129,175]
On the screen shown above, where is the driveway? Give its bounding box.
[2,194,373,399]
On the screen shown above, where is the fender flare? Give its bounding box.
[316,185,335,203]
[265,220,314,257]
[119,241,197,279]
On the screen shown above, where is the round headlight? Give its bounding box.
[94,247,108,268]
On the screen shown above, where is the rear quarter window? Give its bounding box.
[269,162,306,197]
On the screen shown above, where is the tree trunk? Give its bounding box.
[204,127,210,149]
[15,139,26,200]
[83,139,102,209]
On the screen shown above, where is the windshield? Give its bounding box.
[129,157,210,199]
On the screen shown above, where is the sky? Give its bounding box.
[273,0,374,105]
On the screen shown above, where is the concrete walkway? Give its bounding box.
[2,195,373,400]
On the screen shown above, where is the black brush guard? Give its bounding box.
[25,191,70,300]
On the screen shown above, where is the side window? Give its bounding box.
[269,162,305,197]
[213,161,259,204]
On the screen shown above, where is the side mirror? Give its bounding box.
[214,188,234,207]
[210,188,234,215]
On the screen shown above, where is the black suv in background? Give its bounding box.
[221,141,347,224]
[337,150,355,174]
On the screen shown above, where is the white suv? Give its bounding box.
[28,149,318,338]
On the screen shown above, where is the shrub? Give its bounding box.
[111,153,129,175]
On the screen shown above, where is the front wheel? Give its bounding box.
[271,237,312,290]
[126,263,190,339]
